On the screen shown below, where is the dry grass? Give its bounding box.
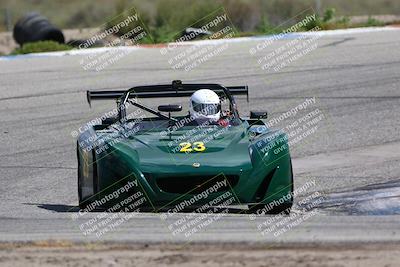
[0,0,399,32]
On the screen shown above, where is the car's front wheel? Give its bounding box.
[77,145,98,210]
[249,159,294,215]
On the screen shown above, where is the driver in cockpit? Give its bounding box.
[188,89,231,127]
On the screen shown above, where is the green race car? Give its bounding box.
[77,80,293,214]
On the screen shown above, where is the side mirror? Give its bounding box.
[250,111,268,119]
[158,105,182,112]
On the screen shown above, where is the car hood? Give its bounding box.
[114,124,253,174]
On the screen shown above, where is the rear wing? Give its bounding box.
[86,80,249,107]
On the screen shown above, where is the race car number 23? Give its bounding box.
[179,142,206,153]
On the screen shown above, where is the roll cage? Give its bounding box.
[86,80,249,122]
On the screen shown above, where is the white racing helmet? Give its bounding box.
[189,89,221,121]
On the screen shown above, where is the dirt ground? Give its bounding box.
[0,242,398,267]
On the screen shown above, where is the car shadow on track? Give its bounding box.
[25,203,79,212]
[28,203,248,214]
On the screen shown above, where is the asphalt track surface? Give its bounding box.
[0,28,400,244]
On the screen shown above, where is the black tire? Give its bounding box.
[250,159,294,215]
[249,202,292,215]
[77,146,86,210]
[77,145,98,210]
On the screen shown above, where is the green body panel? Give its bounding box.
[79,119,293,210]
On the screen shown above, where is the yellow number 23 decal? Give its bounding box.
[179,142,206,153]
